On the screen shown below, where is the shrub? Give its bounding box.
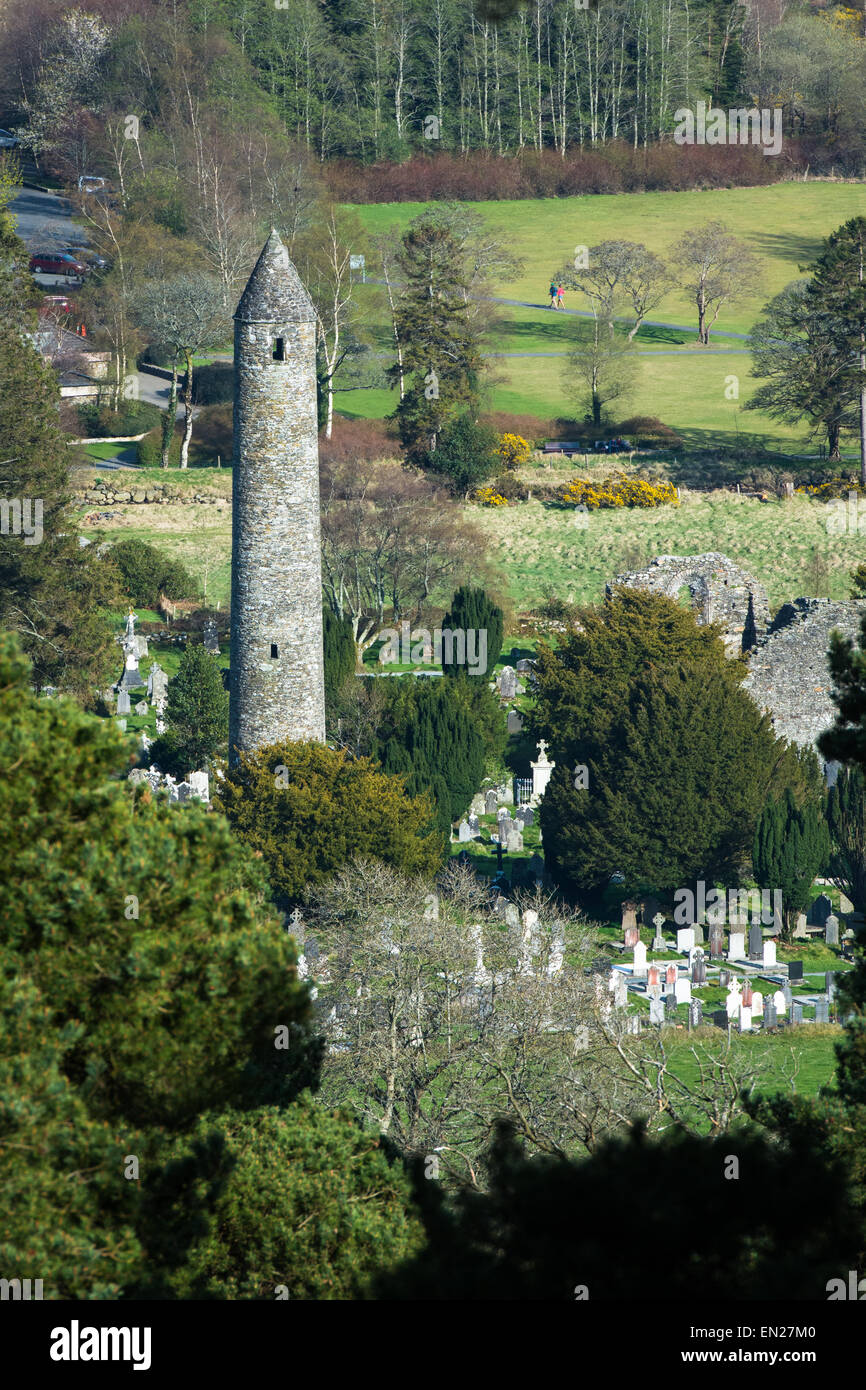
[560,473,678,510]
[473,485,508,506]
[191,363,234,405]
[497,432,532,469]
[76,400,163,438]
[318,415,399,465]
[424,414,501,494]
[138,424,182,468]
[109,538,199,607]
[189,404,233,465]
[618,416,684,449]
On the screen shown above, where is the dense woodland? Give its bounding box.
[1,0,865,193]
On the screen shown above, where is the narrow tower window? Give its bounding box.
[271,643,279,658]
[272,337,286,361]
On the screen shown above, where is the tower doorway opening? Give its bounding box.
[272,338,286,361]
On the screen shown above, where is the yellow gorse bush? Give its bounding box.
[473,486,509,506]
[497,433,532,469]
[796,480,866,499]
[560,472,678,510]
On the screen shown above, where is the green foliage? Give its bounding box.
[373,1118,854,1300]
[323,605,357,708]
[373,677,487,832]
[156,1100,424,1299]
[191,362,234,405]
[441,585,504,679]
[76,398,163,438]
[818,612,866,770]
[535,589,805,899]
[805,216,866,483]
[0,321,118,696]
[154,641,229,773]
[753,785,830,936]
[826,766,866,914]
[138,423,182,468]
[215,740,444,905]
[423,414,501,494]
[109,537,199,607]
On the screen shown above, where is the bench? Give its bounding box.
[542,441,585,456]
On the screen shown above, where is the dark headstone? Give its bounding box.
[788,961,804,981]
[712,1009,729,1030]
[665,993,678,1018]
[709,925,724,959]
[748,924,763,961]
[688,1000,703,1030]
[809,893,833,927]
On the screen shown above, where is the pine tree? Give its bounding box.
[818,612,866,769]
[753,787,830,939]
[441,585,504,680]
[373,678,486,830]
[826,766,866,914]
[157,641,229,773]
[323,605,357,709]
[387,216,483,465]
[804,216,866,486]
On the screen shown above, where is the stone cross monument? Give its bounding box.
[229,230,326,760]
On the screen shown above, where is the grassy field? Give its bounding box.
[342,182,866,453]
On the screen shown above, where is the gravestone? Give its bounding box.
[762,998,777,1029]
[782,983,793,1012]
[610,971,628,1009]
[814,997,830,1024]
[506,828,524,854]
[203,617,220,654]
[688,1000,703,1030]
[665,993,678,1019]
[709,925,724,959]
[751,990,764,1018]
[188,770,210,802]
[741,979,753,1007]
[728,930,745,961]
[134,700,149,717]
[504,903,520,928]
[665,964,678,988]
[825,915,840,947]
[793,912,808,939]
[676,927,695,955]
[825,971,837,1000]
[458,820,471,842]
[651,912,667,951]
[498,666,517,698]
[762,939,777,968]
[809,893,833,927]
[738,1004,752,1033]
[788,960,804,981]
[719,969,730,989]
[792,1001,804,1025]
[624,924,640,949]
[468,814,480,835]
[497,780,514,806]
[773,988,787,1015]
[748,924,763,961]
[149,664,168,706]
[649,997,665,1025]
[506,709,524,734]
[528,853,545,882]
[691,950,706,986]
[621,902,638,935]
[713,1009,729,1030]
[520,805,534,828]
[116,689,131,715]
[485,789,498,815]
[632,941,647,978]
[674,976,691,1005]
[625,1015,640,1036]
[725,979,742,1018]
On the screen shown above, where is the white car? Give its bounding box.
[0,128,19,148]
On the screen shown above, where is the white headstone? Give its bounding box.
[728,931,745,961]
[674,975,692,1004]
[772,989,787,1015]
[725,978,742,1018]
[676,927,695,955]
[188,770,210,802]
[762,940,776,967]
[751,990,764,1017]
[738,1004,753,1033]
[632,940,647,977]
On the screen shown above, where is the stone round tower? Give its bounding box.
[229,229,326,761]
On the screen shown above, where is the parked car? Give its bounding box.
[77,174,106,193]
[0,128,19,148]
[29,251,87,276]
[61,244,107,269]
[40,294,79,315]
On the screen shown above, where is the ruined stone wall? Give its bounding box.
[607,553,771,655]
[743,598,866,752]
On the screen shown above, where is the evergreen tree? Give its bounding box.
[156,642,229,774]
[818,612,866,769]
[826,766,866,913]
[387,215,483,465]
[804,216,866,486]
[424,414,501,495]
[215,740,444,905]
[373,677,486,831]
[109,538,199,609]
[753,785,830,939]
[441,585,504,680]
[323,604,357,709]
[535,589,806,901]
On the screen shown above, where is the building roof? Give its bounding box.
[234,229,316,325]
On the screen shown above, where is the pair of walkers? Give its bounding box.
[548,282,565,309]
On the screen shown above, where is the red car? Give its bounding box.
[30,252,87,277]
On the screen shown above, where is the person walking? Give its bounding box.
[556,283,565,309]
[548,281,558,309]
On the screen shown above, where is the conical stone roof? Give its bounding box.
[234,229,316,324]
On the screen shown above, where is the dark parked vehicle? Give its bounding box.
[29,251,87,277]
[61,245,107,269]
